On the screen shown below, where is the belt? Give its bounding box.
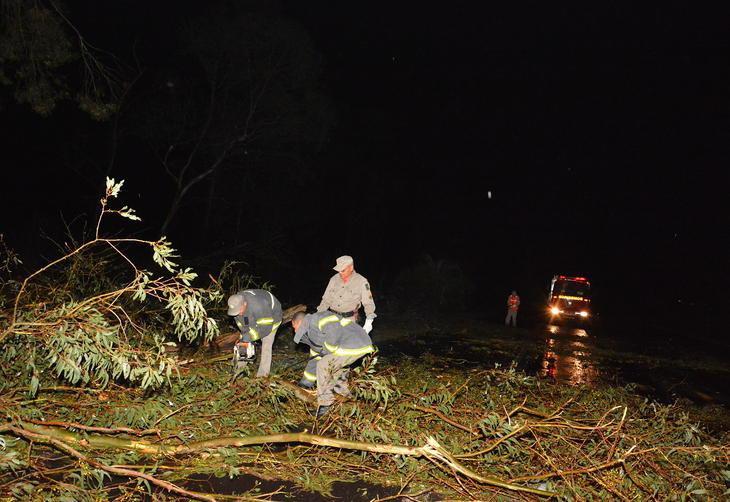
[330,309,357,318]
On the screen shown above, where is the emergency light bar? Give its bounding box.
[557,295,589,301]
[557,275,589,282]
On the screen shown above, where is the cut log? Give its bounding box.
[210,303,307,350]
[282,304,308,323]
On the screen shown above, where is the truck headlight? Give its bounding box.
[550,307,560,315]
[579,311,589,318]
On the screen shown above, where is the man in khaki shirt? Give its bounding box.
[317,255,376,334]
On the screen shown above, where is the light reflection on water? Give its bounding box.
[540,325,599,385]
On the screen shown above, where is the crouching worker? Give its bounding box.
[291,311,374,417]
[227,289,282,377]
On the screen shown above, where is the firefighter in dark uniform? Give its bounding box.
[227,289,282,377]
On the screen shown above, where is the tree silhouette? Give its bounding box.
[133,6,332,235]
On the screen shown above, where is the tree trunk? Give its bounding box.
[161,190,183,235]
[203,168,219,239]
[211,304,306,350]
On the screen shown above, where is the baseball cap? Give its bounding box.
[227,294,245,315]
[333,255,353,272]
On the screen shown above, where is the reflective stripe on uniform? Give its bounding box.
[324,342,339,353]
[256,317,274,325]
[334,345,374,357]
[270,321,281,334]
[303,370,317,382]
[318,315,339,330]
[339,318,353,326]
[269,291,275,309]
[249,327,260,341]
[309,349,320,357]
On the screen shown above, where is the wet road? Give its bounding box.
[375,317,730,406]
[539,324,599,385]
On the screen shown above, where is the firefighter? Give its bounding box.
[292,310,374,417]
[505,290,520,327]
[227,289,282,377]
[317,255,376,334]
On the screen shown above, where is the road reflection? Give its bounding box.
[540,324,599,385]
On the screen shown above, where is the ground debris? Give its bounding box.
[2,350,728,500]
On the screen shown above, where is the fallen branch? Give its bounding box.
[6,425,215,502]
[27,419,160,436]
[268,379,317,404]
[10,421,556,497]
[412,404,476,435]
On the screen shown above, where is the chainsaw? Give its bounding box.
[232,340,256,371]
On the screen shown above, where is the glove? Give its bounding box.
[363,318,374,334]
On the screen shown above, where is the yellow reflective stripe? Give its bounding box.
[235,320,243,328]
[339,318,353,326]
[334,345,374,357]
[256,317,274,325]
[249,328,260,341]
[270,322,281,334]
[303,371,317,382]
[324,342,339,353]
[318,315,339,330]
[315,356,322,360]
[309,349,320,357]
[557,295,587,301]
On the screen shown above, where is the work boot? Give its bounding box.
[315,405,331,418]
[298,378,315,389]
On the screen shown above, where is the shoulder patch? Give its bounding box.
[365,283,370,290]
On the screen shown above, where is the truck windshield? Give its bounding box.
[557,282,590,298]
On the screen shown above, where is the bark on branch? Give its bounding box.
[11,421,555,497]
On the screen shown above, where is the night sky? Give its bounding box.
[2,1,728,324]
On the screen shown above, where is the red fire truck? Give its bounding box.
[548,275,591,323]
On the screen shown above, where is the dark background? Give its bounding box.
[2,1,728,328]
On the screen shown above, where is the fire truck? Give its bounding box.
[548,275,591,323]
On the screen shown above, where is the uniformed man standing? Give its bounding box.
[227,289,283,377]
[292,310,375,417]
[317,255,376,334]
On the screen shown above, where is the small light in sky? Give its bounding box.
[487,191,492,199]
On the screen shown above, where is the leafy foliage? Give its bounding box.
[3,351,727,500]
[2,178,220,395]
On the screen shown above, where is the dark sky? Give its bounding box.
[2,1,729,318]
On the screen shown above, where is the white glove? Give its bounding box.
[363,318,374,334]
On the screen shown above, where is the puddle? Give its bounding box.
[183,472,399,500]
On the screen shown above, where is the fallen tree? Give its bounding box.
[2,354,728,500]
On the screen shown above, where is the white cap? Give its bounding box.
[333,255,353,272]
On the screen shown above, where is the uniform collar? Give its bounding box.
[336,271,359,284]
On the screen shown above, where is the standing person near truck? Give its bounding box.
[317,255,376,335]
[227,289,282,377]
[505,290,520,327]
